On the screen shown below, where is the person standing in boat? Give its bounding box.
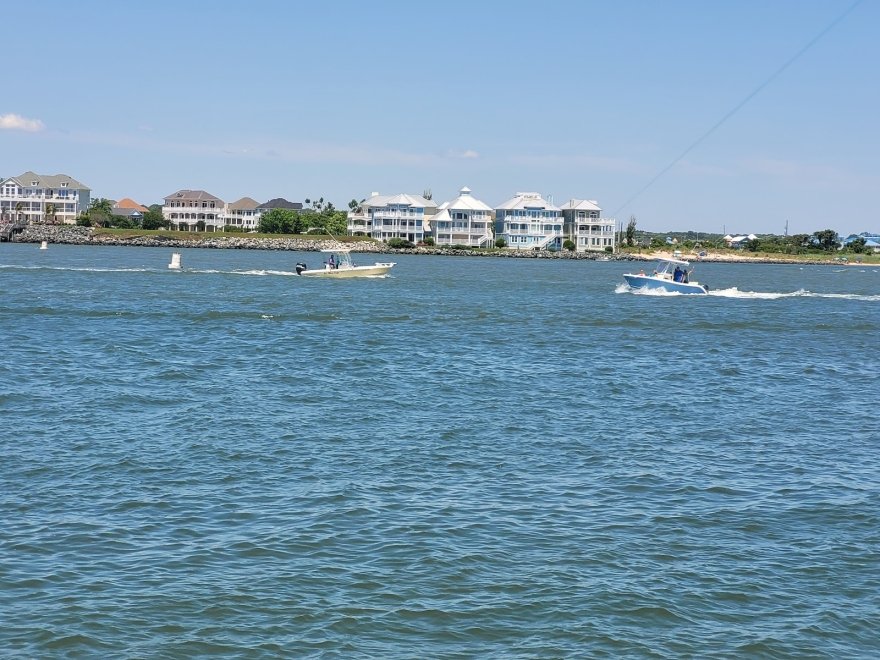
[673,266,683,282]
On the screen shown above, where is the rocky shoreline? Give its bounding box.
[10,224,851,265]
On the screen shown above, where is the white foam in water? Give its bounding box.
[617,283,880,302]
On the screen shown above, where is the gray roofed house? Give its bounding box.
[223,197,263,230]
[162,189,224,232]
[6,171,91,191]
[0,171,91,224]
[163,189,223,204]
[227,197,260,211]
[258,198,303,211]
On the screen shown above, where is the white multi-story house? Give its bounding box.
[559,199,617,252]
[494,192,563,250]
[222,197,261,231]
[347,192,437,243]
[162,189,224,231]
[0,171,91,224]
[430,187,494,247]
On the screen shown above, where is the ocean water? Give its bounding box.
[1,243,878,658]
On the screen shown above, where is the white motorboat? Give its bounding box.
[295,249,395,278]
[623,258,709,294]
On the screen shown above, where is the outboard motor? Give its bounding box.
[295,262,308,275]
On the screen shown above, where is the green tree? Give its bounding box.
[258,208,306,234]
[563,239,576,252]
[811,229,840,251]
[142,208,169,230]
[495,237,507,248]
[90,198,113,215]
[14,201,25,223]
[625,215,637,247]
[847,237,867,253]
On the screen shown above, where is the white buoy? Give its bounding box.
[168,252,182,270]
[40,241,48,250]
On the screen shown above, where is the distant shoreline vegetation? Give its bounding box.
[9,225,878,265]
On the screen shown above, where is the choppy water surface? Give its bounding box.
[2,244,879,657]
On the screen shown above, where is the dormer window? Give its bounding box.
[61,182,68,187]
[31,181,38,186]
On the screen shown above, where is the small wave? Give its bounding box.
[0,264,152,273]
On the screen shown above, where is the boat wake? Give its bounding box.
[709,287,880,301]
[616,283,879,301]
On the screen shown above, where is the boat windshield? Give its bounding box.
[654,261,672,276]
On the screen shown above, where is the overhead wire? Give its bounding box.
[612,0,865,218]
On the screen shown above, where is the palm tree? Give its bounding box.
[14,201,25,224]
[89,198,113,215]
[44,203,57,224]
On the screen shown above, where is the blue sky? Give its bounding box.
[1,0,876,236]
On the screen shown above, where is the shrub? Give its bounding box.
[563,239,576,252]
[387,237,414,249]
[495,237,507,248]
[422,236,435,246]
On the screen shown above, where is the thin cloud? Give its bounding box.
[0,113,45,132]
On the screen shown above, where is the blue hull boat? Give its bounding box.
[623,258,709,294]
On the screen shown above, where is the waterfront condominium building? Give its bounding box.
[559,199,617,252]
[162,189,224,231]
[430,187,494,248]
[347,192,437,243]
[0,171,91,224]
[494,192,563,250]
[221,197,262,231]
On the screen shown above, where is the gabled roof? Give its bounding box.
[114,197,148,212]
[361,192,437,210]
[442,186,492,212]
[258,197,303,210]
[164,189,223,203]
[559,198,602,212]
[495,192,560,212]
[113,207,144,218]
[227,196,261,210]
[6,171,90,190]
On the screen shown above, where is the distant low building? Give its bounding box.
[162,189,224,231]
[495,192,563,250]
[113,198,148,224]
[726,234,758,248]
[0,171,91,224]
